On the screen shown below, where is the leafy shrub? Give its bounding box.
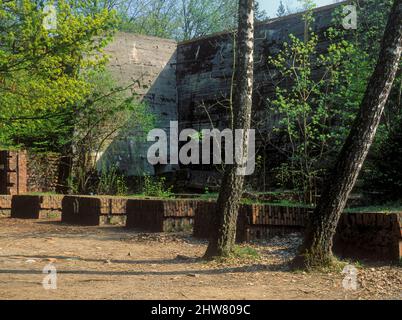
[97,166,128,196]
[363,119,402,201]
[67,164,128,196]
[143,175,173,198]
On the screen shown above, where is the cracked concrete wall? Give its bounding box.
[175,3,343,188]
[176,3,339,132]
[98,32,178,176]
[96,3,343,181]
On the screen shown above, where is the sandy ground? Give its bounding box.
[0,217,400,300]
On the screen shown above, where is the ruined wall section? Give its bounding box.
[0,150,27,195]
[97,4,344,180]
[175,4,342,187]
[99,33,178,176]
[176,4,340,132]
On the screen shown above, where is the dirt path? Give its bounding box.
[0,217,400,300]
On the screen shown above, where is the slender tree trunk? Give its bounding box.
[56,110,76,194]
[56,142,74,194]
[204,0,254,258]
[293,0,402,269]
[56,62,80,195]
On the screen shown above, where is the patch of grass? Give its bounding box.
[345,201,402,213]
[254,190,298,196]
[207,245,261,264]
[352,260,364,269]
[126,193,145,198]
[44,211,60,219]
[106,216,126,225]
[241,198,311,208]
[164,222,193,233]
[232,245,260,259]
[197,193,219,200]
[126,193,173,199]
[313,260,348,273]
[291,251,348,273]
[26,192,58,196]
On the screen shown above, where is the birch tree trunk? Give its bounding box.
[204,0,255,258]
[293,0,402,269]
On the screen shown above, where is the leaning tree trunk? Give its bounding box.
[293,0,402,269]
[204,0,254,258]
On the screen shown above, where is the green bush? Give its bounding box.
[143,175,173,198]
[363,119,402,201]
[68,164,129,196]
[97,166,128,196]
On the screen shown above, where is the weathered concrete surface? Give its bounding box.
[99,33,178,176]
[176,3,341,130]
[176,3,345,187]
[98,3,346,181]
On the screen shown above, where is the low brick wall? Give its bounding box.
[247,204,310,226]
[333,212,402,261]
[245,205,311,240]
[10,195,63,219]
[193,201,249,242]
[0,195,12,217]
[3,194,401,261]
[62,196,100,225]
[193,202,402,261]
[61,196,128,226]
[194,203,310,241]
[27,152,60,193]
[126,199,201,232]
[0,150,27,195]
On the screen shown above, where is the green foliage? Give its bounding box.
[118,0,181,39]
[0,109,73,151]
[0,0,118,149]
[354,0,402,196]
[198,192,218,200]
[66,172,79,195]
[74,69,154,157]
[363,118,402,201]
[143,175,173,198]
[97,165,128,196]
[112,0,267,41]
[344,203,402,213]
[267,4,367,201]
[68,163,129,196]
[354,0,394,59]
[232,245,260,259]
[294,248,344,272]
[241,198,309,208]
[116,0,237,41]
[178,0,238,41]
[70,70,154,194]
